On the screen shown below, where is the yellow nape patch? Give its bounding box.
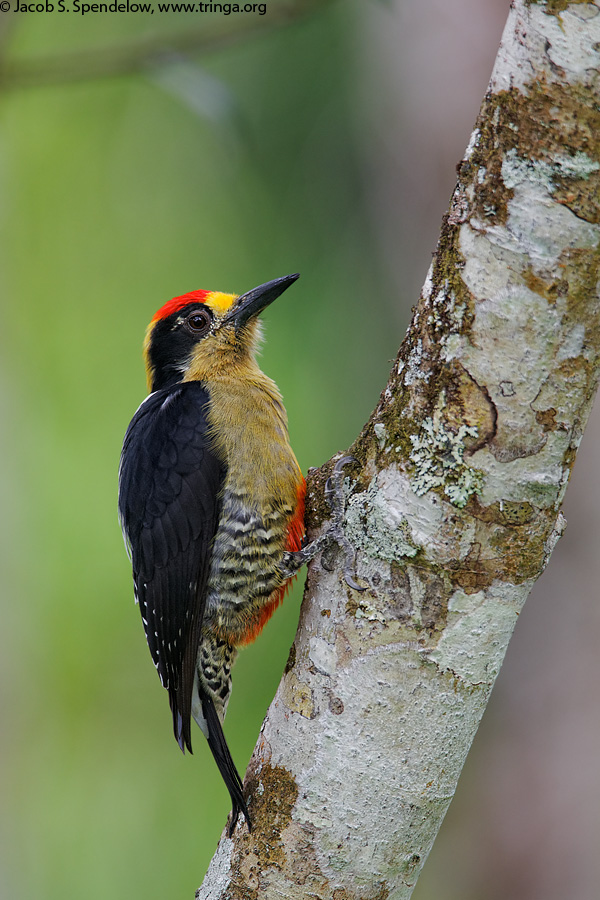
[205,291,238,317]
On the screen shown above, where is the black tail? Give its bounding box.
[202,691,252,835]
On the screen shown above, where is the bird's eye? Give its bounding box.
[185,309,212,335]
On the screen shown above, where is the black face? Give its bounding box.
[148,303,214,391]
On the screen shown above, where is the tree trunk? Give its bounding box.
[197,2,600,897]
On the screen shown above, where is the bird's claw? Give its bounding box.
[343,567,364,592]
[325,455,365,592]
[324,455,356,521]
[281,456,365,591]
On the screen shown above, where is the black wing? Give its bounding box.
[118,381,224,753]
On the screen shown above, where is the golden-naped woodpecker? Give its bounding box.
[118,274,316,833]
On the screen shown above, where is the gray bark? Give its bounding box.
[197,2,600,897]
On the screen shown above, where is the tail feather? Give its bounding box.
[202,691,252,835]
[169,691,193,753]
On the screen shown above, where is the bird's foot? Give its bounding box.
[281,456,365,591]
[323,456,365,591]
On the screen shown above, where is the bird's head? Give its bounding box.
[143,274,299,392]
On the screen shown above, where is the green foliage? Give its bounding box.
[0,5,403,898]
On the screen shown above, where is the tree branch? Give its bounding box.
[0,0,332,90]
[197,1,600,896]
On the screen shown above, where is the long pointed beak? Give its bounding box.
[224,273,300,331]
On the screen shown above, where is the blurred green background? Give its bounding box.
[2,1,599,899]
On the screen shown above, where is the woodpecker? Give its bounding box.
[119,274,362,833]
[119,276,316,832]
